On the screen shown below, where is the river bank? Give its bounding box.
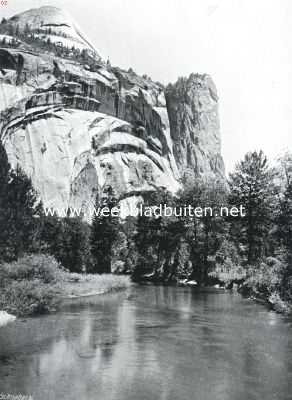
[58,272,132,299]
[239,286,292,315]
[136,267,292,316]
[0,273,131,322]
[209,262,292,315]
[0,254,131,319]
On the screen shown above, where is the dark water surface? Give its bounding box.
[0,285,292,400]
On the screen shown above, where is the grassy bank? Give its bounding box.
[58,272,132,298]
[239,258,292,314]
[0,254,131,317]
[210,258,292,314]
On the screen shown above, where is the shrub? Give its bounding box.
[0,254,63,316]
[0,254,64,285]
[242,257,287,298]
[111,260,125,274]
[0,280,58,316]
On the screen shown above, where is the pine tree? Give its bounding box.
[0,140,41,261]
[134,207,160,278]
[7,24,15,37]
[0,140,11,261]
[90,187,120,273]
[0,139,9,185]
[40,215,64,261]
[61,216,89,273]
[24,23,30,36]
[179,178,227,284]
[40,214,90,273]
[6,165,41,259]
[133,189,186,281]
[229,151,274,264]
[15,24,20,37]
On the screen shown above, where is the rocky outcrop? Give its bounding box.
[166,74,225,180]
[0,6,225,216]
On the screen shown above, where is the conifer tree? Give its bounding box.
[40,215,64,261]
[61,216,89,273]
[40,213,90,273]
[0,140,11,261]
[0,140,41,261]
[133,189,186,281]
[90,186,120,273]
[229,150,274,264]
[6,165,41,259]
[179,178,227,284]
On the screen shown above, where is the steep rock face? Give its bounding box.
[4,109,178,214]
[166,74,225,179]
[0,6,225,216]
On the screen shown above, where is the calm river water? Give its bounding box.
[0,285,292,400]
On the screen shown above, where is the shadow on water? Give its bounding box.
[0,286,292,400]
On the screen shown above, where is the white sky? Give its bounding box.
[2,0,292,172]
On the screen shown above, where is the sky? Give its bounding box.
[2,0,292,172]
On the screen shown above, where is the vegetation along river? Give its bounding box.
[0,285,292,400]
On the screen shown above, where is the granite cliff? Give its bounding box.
[166,74,225,179]
[0,6,225,215]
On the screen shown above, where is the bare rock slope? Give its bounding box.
[0,6,225,214]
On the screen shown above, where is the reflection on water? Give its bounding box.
[0,286,292,400]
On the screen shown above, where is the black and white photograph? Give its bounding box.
[0,0,292,399]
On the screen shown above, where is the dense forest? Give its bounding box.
[0,135,292,312]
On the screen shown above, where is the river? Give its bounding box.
[0,285,292,400]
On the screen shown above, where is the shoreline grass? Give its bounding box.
[0,254,131,318]
[56,272,132,299]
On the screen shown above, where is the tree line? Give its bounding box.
[0,138,291,301]
[0,18,103,69]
